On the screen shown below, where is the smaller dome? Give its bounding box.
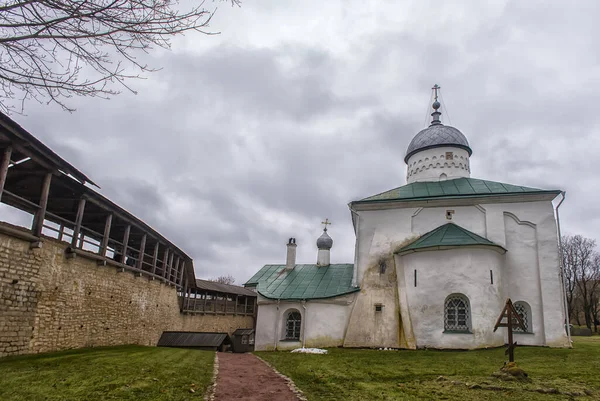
[317,230,333,250]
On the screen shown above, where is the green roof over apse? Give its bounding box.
[244,264,359,300]
[396,223,506,255]
[356,177,561,204]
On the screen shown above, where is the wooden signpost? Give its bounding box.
[494,298,527,362]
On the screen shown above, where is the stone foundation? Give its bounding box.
[0,229,253,357]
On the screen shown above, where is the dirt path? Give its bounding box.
[213,352,300,401]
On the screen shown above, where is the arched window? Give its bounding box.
[513,301,532,333]
[444,294,470,332]
[285,310,302,340]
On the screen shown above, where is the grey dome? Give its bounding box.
[317,230,333,250]
[404,124,472,163]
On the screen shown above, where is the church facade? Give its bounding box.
[245,93,571,350]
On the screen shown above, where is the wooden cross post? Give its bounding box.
[493,298,527,362]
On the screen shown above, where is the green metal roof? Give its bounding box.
[397,223,506,255]
[244,264,359,300]
[356,177,561,204]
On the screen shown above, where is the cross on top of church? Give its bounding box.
[321,218,331,231]
[432,84,440,101]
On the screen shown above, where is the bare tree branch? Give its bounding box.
[0,0,241,113]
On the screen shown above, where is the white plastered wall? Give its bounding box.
[348,196,569,348]
[396,248,505,349]
[406,146,471,183]
[254,293,356,351]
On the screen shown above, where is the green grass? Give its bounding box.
[258,337,600,400]
[0,345,214,401]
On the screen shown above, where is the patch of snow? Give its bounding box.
[290,348,328,354]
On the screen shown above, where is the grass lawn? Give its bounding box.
[258,337,600,401]
[0,345,214,401]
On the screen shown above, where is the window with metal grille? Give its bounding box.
[513,301,531,333]
[444,294,470,332]
[285,311,302,340]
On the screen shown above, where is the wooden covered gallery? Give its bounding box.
[0,111,256,315]
[181,279,257,316]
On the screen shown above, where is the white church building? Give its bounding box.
[245,90,571,351]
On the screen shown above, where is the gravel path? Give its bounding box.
[213,352,300,401]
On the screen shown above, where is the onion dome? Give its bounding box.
[316,229,333,250]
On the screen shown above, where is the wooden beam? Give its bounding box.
[0,145,12,201]
[166,251,174,281]
[31,172,52,237]
[99,214,112,257]
[180,276,188,312]
[193,289,198,312]
[171,257,180,284]
[161,248,170,279]
[244,296,248,315]
[235,295,239,316]
[177,261,185,286]
[151,242,160,274]
[70,198,86,248]
[136,233,147,270]
[57,222,65,242]
[203,291,207,313]
[120,225,131,264]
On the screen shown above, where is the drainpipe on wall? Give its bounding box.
[301,300,307,349]
[273,299,280,350]
[555,191,571,344]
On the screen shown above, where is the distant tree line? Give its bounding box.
[561,235,600,332]
[209,274,235,285]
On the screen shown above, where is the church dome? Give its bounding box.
[317,230,333,250]
[404,124,472,163]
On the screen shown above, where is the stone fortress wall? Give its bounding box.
[0,229,253,357]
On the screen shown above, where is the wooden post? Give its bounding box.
[203,291,207,313]
[31,172,52,237]
[78,231,85,249]
[57,223,65,242]
[186,287,191,310]
[180,276,188,311]
[166,252,174,281]
[177,261,185,286]
[151,242,160,275]
[162,248,170,279]
[70,198,86,248]
[507,306,514,362]
[244,296,248,315]
[120,225,131,264]
[0,146,12,202]
[136,233,147,270]
[171,257,178,283]
[99,214,112,257]
[225,294,228,314]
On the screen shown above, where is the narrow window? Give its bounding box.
[241,335,248,344]
[414,269,417,287]
[446,210,455,220]
[513,301,532,333]
[375,304,383,312]
[285,311,301,340]
[445,151,454,160]
[444,294,470,332]
[379,260,386,274]
[490,269,494,284]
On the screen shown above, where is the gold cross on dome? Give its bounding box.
[321,218,332,230]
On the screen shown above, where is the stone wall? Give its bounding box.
[0,229,253,357]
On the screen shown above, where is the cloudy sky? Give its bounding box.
[2,0,599,283]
